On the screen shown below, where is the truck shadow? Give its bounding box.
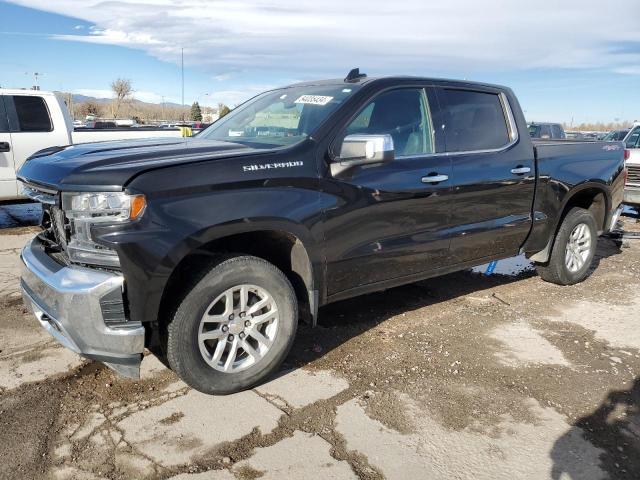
[288,236,622,371]
[550,377,640,480]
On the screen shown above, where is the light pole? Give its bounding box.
[25,72,44,90]
[181,48,185,121]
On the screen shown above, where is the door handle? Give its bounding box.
[510,166,531,175]
[0,142,10,153]
[421,173,449,184]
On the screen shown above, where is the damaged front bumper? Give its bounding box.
[20,237,145,378]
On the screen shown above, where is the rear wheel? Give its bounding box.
[535,207,598,285]
[166,255,297,394]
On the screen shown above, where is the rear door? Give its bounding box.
[436,87,535,264]
[0,97,17,199]
[323,86,454,295]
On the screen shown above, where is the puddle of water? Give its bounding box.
[471,254,534,277]
[0,203,42,229]
[622,204,639,218]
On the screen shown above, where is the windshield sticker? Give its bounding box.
[243,161,303,172]
[294,95,334,106]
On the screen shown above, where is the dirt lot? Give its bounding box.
[1,203,639,480]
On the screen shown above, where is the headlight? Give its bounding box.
[61,192,146,267]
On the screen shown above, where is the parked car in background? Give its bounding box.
[528,122,566,139]
[624,123,640,206]
[566,131,585,140]
[603,129,630,142]
[18,72,626,394]
[583,132,599,141]
[0,89,193,200]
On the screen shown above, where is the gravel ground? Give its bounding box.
[0,202,639,480]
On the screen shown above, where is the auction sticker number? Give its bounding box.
[294,95,334,106]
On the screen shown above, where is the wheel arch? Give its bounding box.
[529,181,611,263]
[156,220,322,335]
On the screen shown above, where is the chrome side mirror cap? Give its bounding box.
[331,134,394,176]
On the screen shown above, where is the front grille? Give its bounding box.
[628,165,640,186]
[22,182,71,263]
[49,205,70,252]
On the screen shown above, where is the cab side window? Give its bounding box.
[343,88,434,156]
[440,89,511,152]
[11,96,53,132]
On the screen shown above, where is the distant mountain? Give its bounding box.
[55,92,186,108]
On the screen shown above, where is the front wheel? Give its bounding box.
[535,207,598,285]
[166,255,298,394]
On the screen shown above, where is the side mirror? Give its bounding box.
[331,134,394,176]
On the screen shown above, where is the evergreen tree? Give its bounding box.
[190,102,203,122]
[218,104,231,118]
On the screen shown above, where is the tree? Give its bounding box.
[82,101,101,117]
[110,78,133,119]
[190,102,203,122]
[218,103,231,118]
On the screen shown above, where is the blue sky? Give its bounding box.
[1,0,639,124]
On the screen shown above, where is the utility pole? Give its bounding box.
[181,48,185,121]
[26,72,43,90]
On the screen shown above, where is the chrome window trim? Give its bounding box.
[395,91,519,160]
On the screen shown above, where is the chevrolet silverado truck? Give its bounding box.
[17,70,626,394]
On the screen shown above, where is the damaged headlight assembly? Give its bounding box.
[61,192,146,267]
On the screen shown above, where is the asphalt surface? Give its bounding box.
[0,201,639,480]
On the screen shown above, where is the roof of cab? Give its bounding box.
[286,75,509,92]
[0,88,55,96]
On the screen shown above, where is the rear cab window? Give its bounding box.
[439,89,511,152]
[551,124,564,139]
[6,95,53,132]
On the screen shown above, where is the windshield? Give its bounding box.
[199,84,360,148]
[528,124,541,137]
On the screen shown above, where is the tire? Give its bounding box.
[166,255,298,394]
[535,207,598,286]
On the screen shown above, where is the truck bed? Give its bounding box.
[532,139,625,171]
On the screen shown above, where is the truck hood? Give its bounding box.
[17,137,266,191]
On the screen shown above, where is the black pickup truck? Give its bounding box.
[17,70,626,394]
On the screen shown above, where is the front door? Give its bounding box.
[436,87,536,264]
[0,97,17,199]
[322,87,454,296]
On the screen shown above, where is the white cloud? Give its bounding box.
[8,0,640,79]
